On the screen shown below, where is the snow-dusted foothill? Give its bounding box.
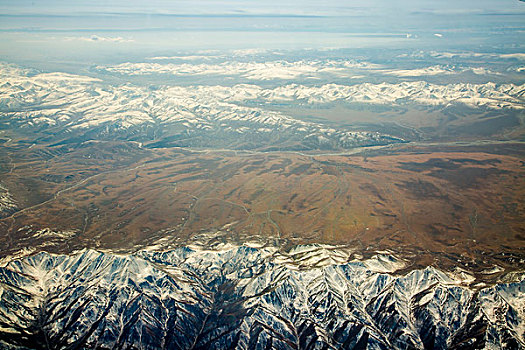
[0,183,17,218]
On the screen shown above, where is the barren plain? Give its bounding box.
[1,138,523,281]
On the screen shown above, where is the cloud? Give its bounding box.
[404,51,525,61]
[66,35,134,43]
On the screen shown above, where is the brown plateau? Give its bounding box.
[0,141,524,279]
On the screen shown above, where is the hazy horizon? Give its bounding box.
[1,0,524,68]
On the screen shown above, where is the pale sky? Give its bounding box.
[0,0,524,15]
[0,0,523,65]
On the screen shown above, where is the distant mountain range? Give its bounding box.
[1,62,524,151]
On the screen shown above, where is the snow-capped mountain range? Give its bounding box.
[0,63,404,150]
[0,244,523,349]
[1,62,523,150]
[96,60,506,80]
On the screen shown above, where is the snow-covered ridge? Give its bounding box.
[97,60,507,80]
[97,60,380,80]
[2,64,522,125]
[0,63,405,149]
[1,62,523,151]
[378,65,501,77]
[225,81,525,109]
[0,245,523,349]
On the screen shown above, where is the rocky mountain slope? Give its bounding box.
[0,244,523,349]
